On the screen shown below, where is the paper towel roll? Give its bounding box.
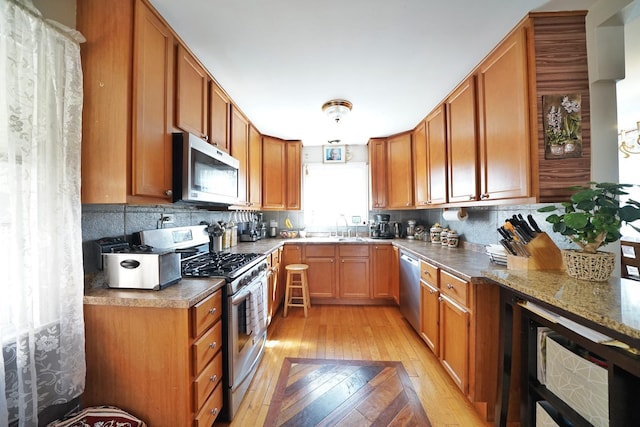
[443,209,467,222]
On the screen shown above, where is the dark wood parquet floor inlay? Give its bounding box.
[263,357,432,427]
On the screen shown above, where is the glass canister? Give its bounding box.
[430,223,442,244]
[440,229,449,246]
[447,230,459,248]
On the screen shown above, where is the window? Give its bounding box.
[302,162,369,229]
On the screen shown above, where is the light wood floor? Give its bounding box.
[219,304,492,427]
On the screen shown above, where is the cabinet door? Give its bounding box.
[306,257,337,298]
[131,2,174,199]
[413,121,428,207]
[477,28,530,201]
[248,125,262,208]
[426,105,448,205]
[447,77,478,203]
[262,136,286,209]
[285,141,301,210]
[368,138,387,209]
[231,107,249,205]
[371,245,394,299]
[386,133,414,209]
[420,280,440,355]
[440,295,469,393]
[339,257,370,299]
[175,44,208,139]
[391,246,400,304]
[209,81,230,152]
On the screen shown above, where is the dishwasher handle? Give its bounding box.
[400,253,419,266]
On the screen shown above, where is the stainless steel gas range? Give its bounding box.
[140,225,268,421]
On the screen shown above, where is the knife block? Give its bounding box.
[507,232,564,271]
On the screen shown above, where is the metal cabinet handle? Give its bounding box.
[438,296,443,302]
[208,307,217,315]
[447,284,454,289]
[209,374,218,383]
[165,189,173,196]
[481,193,490,199]
[209,341,217,349]
[210,408,218,415]
[423,270,431,276]
[429,289,436,294]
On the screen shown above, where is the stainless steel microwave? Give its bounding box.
[172,132,240,206]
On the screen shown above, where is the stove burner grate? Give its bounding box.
[182,252,263,278]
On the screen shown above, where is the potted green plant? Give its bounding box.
[537,182,640,281]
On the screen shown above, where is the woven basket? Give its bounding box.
[561,249,615,282]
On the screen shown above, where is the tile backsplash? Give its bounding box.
[82,202,575,273]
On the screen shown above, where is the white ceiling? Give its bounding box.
[149,0,595,146]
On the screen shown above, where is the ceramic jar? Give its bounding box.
[440,229,449,246]
[430,224,442,244]
[447,230,459,248]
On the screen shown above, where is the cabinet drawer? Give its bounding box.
[192,290,222,338]
[194,382,223,427]
[420,260,438,286]
[193,350,222,410]
[192,319,222,375]
[439,270,468,306]
[338,244,368,257]
[305,244,335,257]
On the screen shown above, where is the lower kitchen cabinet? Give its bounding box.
[82,288,224,426]
[305,245,337,299]
[266,247,282,324]
[371,244,395,299]
[418,261,502,422]
[338,245,370,299]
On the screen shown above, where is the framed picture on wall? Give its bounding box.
[323,145,345,163]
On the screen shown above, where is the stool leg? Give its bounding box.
[301,274,308,318]
[283,271,291,317]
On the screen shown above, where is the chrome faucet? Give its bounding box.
[336,214,350,237]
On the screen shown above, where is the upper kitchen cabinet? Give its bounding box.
[175,44,209,140]
[231,107,249,206]
[413,106,448,208]
[446,77,478,204]
[387,132,414,209]
[368,138,387,209]
[78,0,175,204]
[477,27,530,202]
[248,124,263,208]
[209,81,231,153]
[231,107,262,208]
[262,136,301,210]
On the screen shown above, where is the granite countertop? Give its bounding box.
[483,269,640,349]
[84,277,225,309]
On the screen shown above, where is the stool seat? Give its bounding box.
[284,264,311,317]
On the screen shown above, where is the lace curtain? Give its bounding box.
[0,0,86,425]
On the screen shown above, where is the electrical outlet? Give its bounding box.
[161,214,175,224]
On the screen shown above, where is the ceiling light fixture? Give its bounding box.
[322,99,352,123]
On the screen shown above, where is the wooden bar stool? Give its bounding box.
[283,264,311,317]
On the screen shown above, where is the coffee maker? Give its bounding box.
[372,214,394,239]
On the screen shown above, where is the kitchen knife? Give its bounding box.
[517,214,537,236]
[511,215,534,241]
[499,239,517,256]
[527,214,543,233]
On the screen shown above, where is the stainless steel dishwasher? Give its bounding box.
[399,250,421,332]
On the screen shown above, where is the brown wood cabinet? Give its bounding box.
[261,136,301,210]
[446,77,478,204]
[477,28,530,201]
[248,124,263,208]
[304,245,337,299]
[231,107,250,205]
[419,260,440,354]
[413,121,428,207]
[371,244,394,299]
[417,260,502,422]
[175,44,209,139]
[386,132,414,209]
[368,138,387,209]
[266,247,282,324]
[338,245,370,299]
[83,289,224,426]
[209,81,231,152]
[78,0,175,204]
[425,106,448,205]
